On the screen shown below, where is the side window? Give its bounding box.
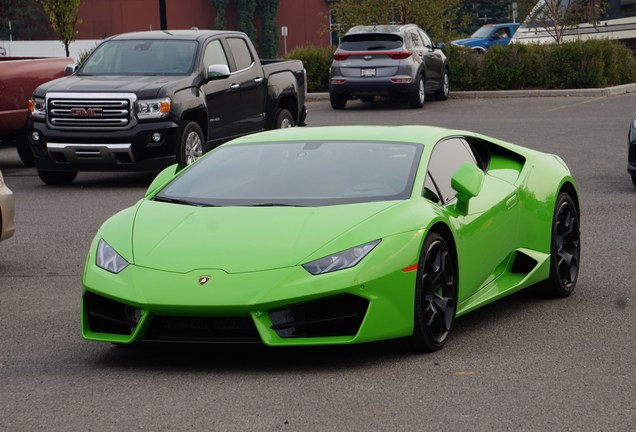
[419,30,432,48]
[426,138,478,204]
[227,37,254,71]
[203,39,229,69]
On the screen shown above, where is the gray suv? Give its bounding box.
[329,24,449,110]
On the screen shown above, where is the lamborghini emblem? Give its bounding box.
[198,276,212,285]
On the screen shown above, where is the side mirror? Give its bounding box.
[434,42,445,50]
[64,64,78,76]
[207,64,230,81]
[145,163,180,197]
[451,162,484,215]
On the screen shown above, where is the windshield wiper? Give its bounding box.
[249,203,306,207]
[153,196,211,207]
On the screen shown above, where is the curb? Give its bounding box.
[307,83,636,100]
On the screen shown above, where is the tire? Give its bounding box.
[274,108,294,129]
[15,133,35,167]
[406,232,457,352]
[360,96,375,103]
[434,69,450,101]
[631,172,636,187]
[330,93,347,110]
[408,75,425,109]
[177,121,204,168]
[537,191,580,298]
[37,170,77,185]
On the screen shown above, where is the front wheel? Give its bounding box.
[177,121,204,168]
[16,133,35,167]
[537,191,580,298]
[631,172,636,187]
[408,75,425,109]
[406,232,457,352]
[37,170,77,185]
[274,108,294,129]
[434,69,450,101]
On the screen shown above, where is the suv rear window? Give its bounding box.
[339,34,403,51]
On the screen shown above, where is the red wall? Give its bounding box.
[75,0,331,55]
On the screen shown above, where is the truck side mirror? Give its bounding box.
[207,64,230,81]
[451,162,484,215]
[64,64,78,76]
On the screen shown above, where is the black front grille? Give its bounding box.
[269,295,369,338]
[48,98,131,129]
[143,316,261,343]
[85,292,140,335]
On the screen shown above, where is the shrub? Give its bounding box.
[285,45,335,92]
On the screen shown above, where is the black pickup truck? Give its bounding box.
[27,29,307,184]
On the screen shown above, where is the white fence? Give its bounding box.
[0,40,103,61]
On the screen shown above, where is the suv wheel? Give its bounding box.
[409,76,425,109]
[434,69,450,101]
[330,93,347,110]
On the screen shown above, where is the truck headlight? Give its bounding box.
[96,239,129,274]
[28,98,46,119]
[137,98,171,119]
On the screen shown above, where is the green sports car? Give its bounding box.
[82,125,580,352]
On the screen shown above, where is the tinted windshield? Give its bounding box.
[470,26,494,38]
[80,40,197,75]
[156,141,422,207]
[339,34,403,51]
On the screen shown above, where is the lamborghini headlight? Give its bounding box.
[96,239,129,274]
[302,240,381,275]
[136,97,171,119]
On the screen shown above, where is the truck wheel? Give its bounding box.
[275,109,294,129]
[177,121,204,167]
[330,94,347,110]
[37,170,77,185]
[15,134,35,167]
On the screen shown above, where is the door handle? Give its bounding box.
[254,77,263,84]
[230,83,240,90]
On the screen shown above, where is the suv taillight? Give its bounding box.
[333,51,412,61]
[333,53,350,61]
[387,51,412,60]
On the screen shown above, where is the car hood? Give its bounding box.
[451,38,482,47]
[131,200,402,274]
[35,75,188,99]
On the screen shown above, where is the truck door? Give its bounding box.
[202,38,238,143]
[225,37,266,135]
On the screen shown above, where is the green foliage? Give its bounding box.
[0,0,50,40]
[235,0,257,41]
[210,0,229,29]
[285,45,335,92]
[76,46,95,64]
[447,40,636,91]
[38,0,82,57]
[256,0,280,58]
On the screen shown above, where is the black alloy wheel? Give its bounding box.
[406,232,457,352]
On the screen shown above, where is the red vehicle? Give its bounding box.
[0,57,71,165]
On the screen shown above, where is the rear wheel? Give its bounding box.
[37,170,77,185]
[434,69,450,101]
[408,75,425,108]
[177,121,204,168]
[537,192,580,297]
[274,108,294,129]
[330,93,347,110]
[406,232,457,352]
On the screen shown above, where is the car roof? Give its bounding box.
[345,24,421,36]
[107,29,245,42]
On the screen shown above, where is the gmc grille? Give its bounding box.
[47,94,134,129]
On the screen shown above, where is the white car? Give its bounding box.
[0,170,15,242]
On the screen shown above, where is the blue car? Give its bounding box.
[451,23,520,53]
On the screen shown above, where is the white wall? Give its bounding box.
[0,40,103,61]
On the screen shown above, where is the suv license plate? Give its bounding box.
[360,68,376,77]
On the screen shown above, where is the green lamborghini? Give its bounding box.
[82,125,580,352]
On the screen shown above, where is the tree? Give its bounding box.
[210,0,229,29]
[332,0,463,40]
[256,0,280,58]
[525,0,606,44]
[38,0,82,57]
[0,0,50,40]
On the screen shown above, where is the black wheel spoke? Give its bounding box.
[553,199,580,290]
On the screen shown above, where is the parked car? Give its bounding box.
[27,29,307,185]
[329,24,449,110]
[0,169,15,243]
[81,125,580,352]
[628,111,636,186]
[451,23,520,53]
[0,56,71,166]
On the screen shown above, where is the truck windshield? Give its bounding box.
[470,26,495,38]
[79,40,197,75]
